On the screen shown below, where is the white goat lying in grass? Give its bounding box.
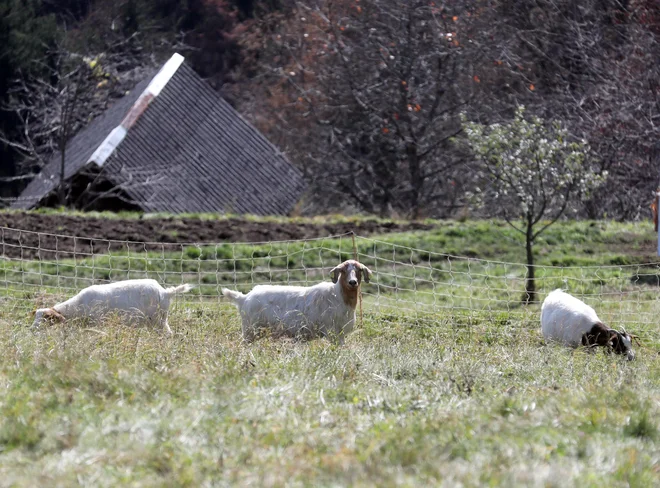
[32,279,194,335]
[222,260,372,344]
[540,289,636,360]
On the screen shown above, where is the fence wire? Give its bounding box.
[2,226,659,337]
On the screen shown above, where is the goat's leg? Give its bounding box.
[158,311,173,335]
[241,320,257,343]
[327,328,345,346]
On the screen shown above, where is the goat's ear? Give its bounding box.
[359,263,372,283]
[608,330,620,347]
[581,333,589,347]
[330,265,342,284]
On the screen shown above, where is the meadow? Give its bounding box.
[0,216,659,486]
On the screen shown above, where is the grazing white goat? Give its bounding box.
[540,289,635,360]
[31,279,194,335]
[222,260,372,344]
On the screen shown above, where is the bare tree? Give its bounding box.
[234,0,493,217]
[234,0,659,221]
[0,36,159,207]
[2,50,97,201]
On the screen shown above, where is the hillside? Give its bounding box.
[1,210,657,263]
[0,214,659,485]
[0,211,431,258]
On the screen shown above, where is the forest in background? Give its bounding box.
[0,0,658,220]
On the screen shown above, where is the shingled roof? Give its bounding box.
[13,54,306,215]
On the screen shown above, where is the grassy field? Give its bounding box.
[0,218,659,486]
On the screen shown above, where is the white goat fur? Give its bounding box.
[222,260,371,344]
[32,279,194,334]
[540,289,603,346]
[540,289,634,359]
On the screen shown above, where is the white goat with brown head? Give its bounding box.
[540,289,636,360]
[32,279,194,335]
[222,260,372,344]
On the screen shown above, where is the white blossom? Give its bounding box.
[462,105,606,227]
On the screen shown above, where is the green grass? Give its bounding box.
[0,217,659,485]
[3,219,659,339]
[0,305,659,486]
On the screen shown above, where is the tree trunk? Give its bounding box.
[523,216,537,304]
[58,142,66,206]
[375,157,396,217]
[407,143,422,220]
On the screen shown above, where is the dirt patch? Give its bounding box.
[0,212,433,260]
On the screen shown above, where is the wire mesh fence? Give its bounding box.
[2,226,660,337]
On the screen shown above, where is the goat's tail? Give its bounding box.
[221,288,245,305]
[164,284,195,296]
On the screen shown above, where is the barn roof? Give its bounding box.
[13,54,306,215]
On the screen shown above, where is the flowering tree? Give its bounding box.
[462,106,607,303]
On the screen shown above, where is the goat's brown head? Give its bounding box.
[32,307,66,327]
[44,308,66,322]
[581,323,635,361]
[330,260,372,289]
[330,260,372,308]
